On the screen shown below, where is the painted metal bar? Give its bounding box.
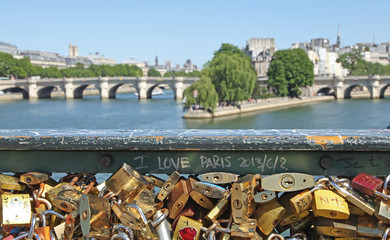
[0,129,389,175]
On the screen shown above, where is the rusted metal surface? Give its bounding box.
[0,130,389,175]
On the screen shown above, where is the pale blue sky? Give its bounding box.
[1,1,389,68]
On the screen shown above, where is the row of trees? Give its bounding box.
[183,44,316,112]
[336,49,390,76]
[0,52,200,79]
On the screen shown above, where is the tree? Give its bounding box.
[267,48,314,97]
[147,68,161,77]
[206,44,257,103]
[336,49,364,74]
[183,76,218,112]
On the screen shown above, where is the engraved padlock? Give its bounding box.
[279,192,310,226]
[52,185,83,213]
[312,189,350,219]
[231,174,256,224]
[351,172,385,197]
[327,177,375,215]
[289,182,326,215]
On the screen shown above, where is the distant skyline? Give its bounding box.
[1,0,389,67]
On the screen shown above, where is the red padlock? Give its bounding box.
[351,172,383,196]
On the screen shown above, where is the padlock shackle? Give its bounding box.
[28,214,37,240]
[326,177,350,198]
[112,224,134,240]
[30,197,52,210]
[383,228,390,240]
[126,204,148,224]
[267,233,285,240]
[151,208,168,228]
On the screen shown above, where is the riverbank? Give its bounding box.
[183,95,335,119]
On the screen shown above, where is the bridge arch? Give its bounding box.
[316,87,333,96]
[38,86,58,99]
[380,84,390,98]
[74,85,90,99]
[146,84,168,99]
[344,84,370,99]
[0,87,29,99]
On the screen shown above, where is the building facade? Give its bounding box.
[0,42,18,55]
[243,38,276,77]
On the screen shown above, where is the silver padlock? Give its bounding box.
[152,208,171,240]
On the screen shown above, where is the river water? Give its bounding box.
[0,90,389,129]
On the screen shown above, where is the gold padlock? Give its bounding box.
[278,192,310,226]
[173,216,203,240]
[19,172,49,185]
[231,174,256,224]
[1,194,31,227]
[129,188,163,219]
[316,216,357,238]
[52,185,83,213]
[79,194,111,239]
[205,192,231,222]
[230,218,257,238]
[105,163,149,202]
[253,200,286,235]
[189,190,215,210]
[167,179,192,219]
[289,183,325,215]
[0,174,25,191]
[313,189,349,219]
[157,171,180,202]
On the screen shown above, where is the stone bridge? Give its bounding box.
[312,75,390,99]
[0,76,198,100]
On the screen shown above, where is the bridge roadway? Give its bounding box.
[0,75,389,100]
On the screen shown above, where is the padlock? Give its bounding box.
[316,216,357,238]
[266,233,284,240]
[0,174,25,191]
[34,214,51,240]
[52,185,83,213]
[357,215,386,238]
[312,189,349,219]
[63,214,75,240]
[1,194,31,227]
[193,182,227,199]
[327,177,375,215]
[205,192,231,222]
[173,216,203,240]
[261,173,314,192]
[167,179,192,219]
[157,171,180,202]
[231,174,256,223]
[279,192,310,226]
[171,201,197,230]
[152,209,171,240]
[145,175,165,189]
[19,172,49,185]
[216,214,232,240]
[112,203,144,230]
[289,183,326,215]
[351,172,384,196]
[127,204,158,240]
[189,190,215,210]
[105,163,149,202]
[44,182,69,203]
[289,213,314,234]
[128,188,163,219]
[79,194,111,239]
[254,190,276,204]
[253,199,286,235]
[230,218,257,238]
[38,210,65,239]
[200,172,239,184]
[375,174,390,223]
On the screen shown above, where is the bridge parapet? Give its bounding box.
[0,129,389,176]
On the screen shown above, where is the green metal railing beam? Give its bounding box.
[0,130,389,176]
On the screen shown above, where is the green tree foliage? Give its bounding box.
[147,68,161,77]
[0,52,17,77]
[206,43,257,102]
[183,76,218,112]
[337,50,390,76]
[267,48,314,97]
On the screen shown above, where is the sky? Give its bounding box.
[1,1,389,68]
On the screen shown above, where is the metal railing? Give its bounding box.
[0,129,389,176]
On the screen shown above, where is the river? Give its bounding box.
[0,90,389,129]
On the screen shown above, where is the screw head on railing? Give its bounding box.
[319,156,333,169]
[100,155,113,167]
